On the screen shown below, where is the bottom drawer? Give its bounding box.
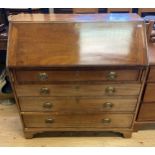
[23,113,133,128]
[138,103,155,121]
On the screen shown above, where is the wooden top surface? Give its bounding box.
[9,13,143,23]
[7,13,148,68]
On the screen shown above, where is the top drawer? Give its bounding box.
[15,69,141,83]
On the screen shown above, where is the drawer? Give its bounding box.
[138,103,155,121]
[148,67,155,82]
[19,97,137,112]
[15,69,140,83]
[15,84,141,97]
[23,113,133,128]
[143,83,155,102]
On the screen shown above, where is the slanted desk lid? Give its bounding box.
[7,13,148,68]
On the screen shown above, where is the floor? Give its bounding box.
[0,100,155,147]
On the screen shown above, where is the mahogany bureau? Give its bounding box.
[7,13,148,138]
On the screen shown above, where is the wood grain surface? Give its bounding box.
[148,67,155,82]
[15,84,141,97]
[138,102,155,121]
[7,14,147,68]
[143,83,155,102]
[8,13,142,22]
[19,97,137,112]
[15,69,141,83]
[22,113,133,128]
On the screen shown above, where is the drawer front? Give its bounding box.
[143,83,155,102]
[138,103,155,121]
[148,67,155,82]
[15,69,140,83]
[15,84,141,97]
[19,97,137,112]
[23,113,133,128]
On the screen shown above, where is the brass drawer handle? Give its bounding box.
[45,118,54,124]
[40,87,50,95]
[43,102,53,109]
[103,102,113,109]
[107,71,117,80]
[105,86,115,95]
[102,118,111,124]
[38,72,48,81]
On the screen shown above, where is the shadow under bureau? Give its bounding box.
[7,13,148,138]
